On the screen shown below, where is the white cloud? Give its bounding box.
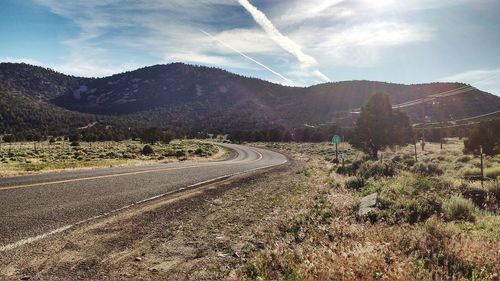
[440,69,500,94]
[200,30,293,84]
[212,29,279,54]
[323,22,432,47]
[289,21,432,68]
[25,0,470,84]
[237,0,330,82]
[1,57,44,66]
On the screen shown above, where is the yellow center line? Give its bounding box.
[253,149,264,161]
[0,146,268,192]
[0,165,205,191]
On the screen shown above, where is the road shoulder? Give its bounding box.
[0,161,299,280]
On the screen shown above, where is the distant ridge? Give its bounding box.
[1,62,500,134]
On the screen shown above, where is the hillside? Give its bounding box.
[0,85,96,135]
[1,62,500,133]
[0,63,86,101]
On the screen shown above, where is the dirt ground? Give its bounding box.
[0,159,306,280]
[2,141,498,280]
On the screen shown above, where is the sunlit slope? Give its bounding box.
[1,62,499,132]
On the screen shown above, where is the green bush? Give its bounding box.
[175,150,185,158]
[375,175,448,224]
[403,158,416,167]
[443,196,475,222]
[141,145,154,155]
[336,159,363,176]
[485,182,500,202]
[456,155,471,163]
[357,161,386,179]
[485,167,500,179]
[411,163,443,176]
[344,176,366,190]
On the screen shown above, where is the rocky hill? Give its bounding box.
[1,62,500,134]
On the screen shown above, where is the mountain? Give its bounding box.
[0,85,96,135]
[1,62,500,134]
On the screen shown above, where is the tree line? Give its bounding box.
[2,91,497,157]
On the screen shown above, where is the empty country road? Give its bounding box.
[0,143,287,251]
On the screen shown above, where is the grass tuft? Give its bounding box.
[443,196,476,222]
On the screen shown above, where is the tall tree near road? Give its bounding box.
[351,92,412,159]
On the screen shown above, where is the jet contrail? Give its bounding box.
[237,0,330,82]
[200,29,294,85]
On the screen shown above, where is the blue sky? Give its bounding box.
[1,0,500,95]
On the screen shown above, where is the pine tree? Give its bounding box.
[351,92,412,158]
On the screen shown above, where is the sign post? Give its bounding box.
[480,145,484,187]
[332,135,341,162]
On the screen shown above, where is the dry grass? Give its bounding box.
[0,140,224,177]
[231,140,500,281]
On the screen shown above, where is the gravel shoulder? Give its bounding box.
[0,159,300,280]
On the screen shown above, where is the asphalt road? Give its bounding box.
[0,143,287,250]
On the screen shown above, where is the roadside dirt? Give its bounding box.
[0,160,301,280]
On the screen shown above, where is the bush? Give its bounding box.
[485,182,500,202]
[485,167,500,179]
[195,148,204,155]
[461,186,488,208]
[175,150,185,158]
[344,176,366,190]
[463,119,500,155]
[336,159,363,176]
[375,175,448,224]
[456,155,471,163]
[141,145,154,155]
[443,196,475,222]
[403,158,416,167]
[411,163,443,176]
[357,161,387,179]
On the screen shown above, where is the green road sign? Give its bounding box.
[332,135,341,144]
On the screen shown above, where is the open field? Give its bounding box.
[0,140,227,177]
[1,139,498,280]
[239,139,499,280]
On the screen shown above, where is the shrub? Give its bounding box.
[344,176,366,190]
[376,175,448,224]
[175,150,185,158]
[411,163,443,176]
[391,155,402,163]
[443,196,475,222]
[456,155,471,163]
[461,186,488,208]
[357,161,386,179]
[336,159,363,176]
[485,182,500,202]
[403,158,416,167]
[141,145,154,155]
[485,167,500,179]
[462,167,500,179]
[461,167,481,177]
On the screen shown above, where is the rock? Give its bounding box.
[20,276,30,281]
[134,256,142,261]
[358,193,378,216]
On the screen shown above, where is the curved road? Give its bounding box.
[0,143,287,251]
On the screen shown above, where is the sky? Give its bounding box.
[1,0,500,95]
